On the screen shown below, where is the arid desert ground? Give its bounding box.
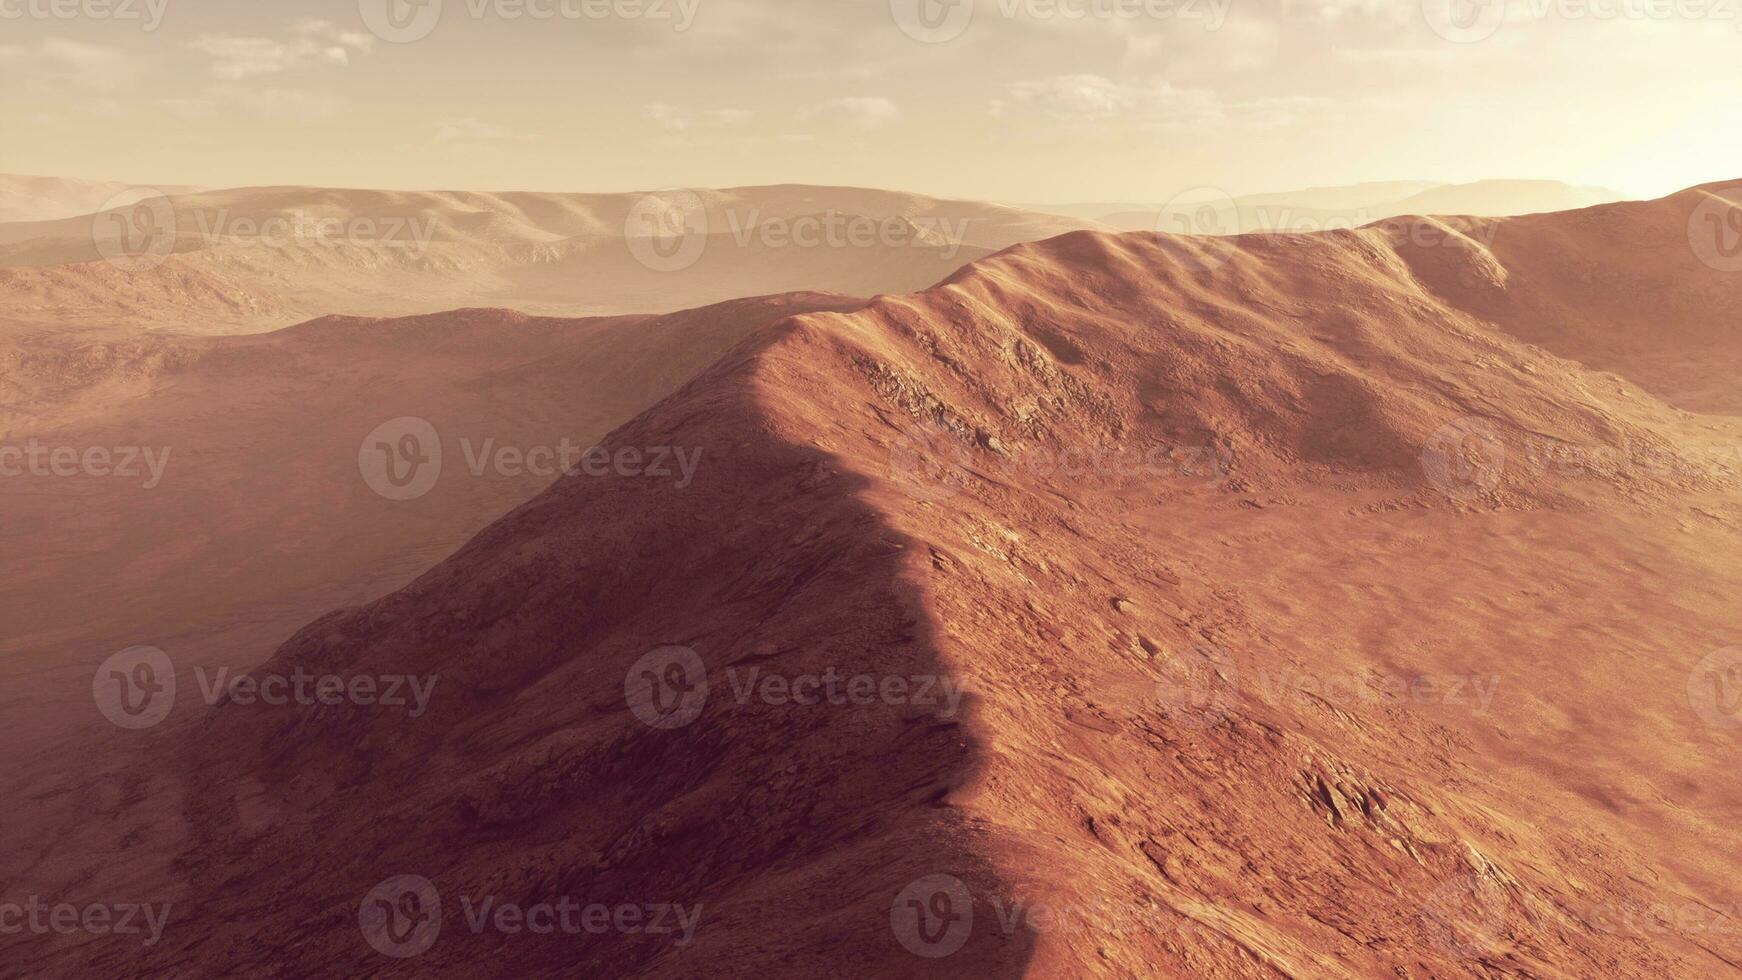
[12,0,1742,971]
[0,170,1739,977]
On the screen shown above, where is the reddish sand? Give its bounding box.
[3,181,1741,977]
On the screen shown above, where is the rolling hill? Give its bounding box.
[6,181,1737,976]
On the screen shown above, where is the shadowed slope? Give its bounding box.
[12,184,1742,977]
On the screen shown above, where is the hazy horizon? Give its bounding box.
[0,169,1654,207]
[2,0,1735,202]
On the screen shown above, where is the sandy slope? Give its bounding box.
[3,182,1735,976]
[0,292,862,954]
[0,183,1099,333]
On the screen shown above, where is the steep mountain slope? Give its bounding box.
[0,292,862,941]
[11,183,1742,977]
[0,183,1100,333]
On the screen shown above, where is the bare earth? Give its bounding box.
[1,181,1740,977]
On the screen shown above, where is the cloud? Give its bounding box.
[433,118,539,143]
[645,104,755,131]
[0,39,145,94]
[995,75,1217,125]
[1279,0,1414,23]
[994,75,1334,133]
[160,87,345,121]
[190,21,375,80]
[1334,46,1460,69]
[802,97,902,130]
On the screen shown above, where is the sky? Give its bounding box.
[0,0,1738,202]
